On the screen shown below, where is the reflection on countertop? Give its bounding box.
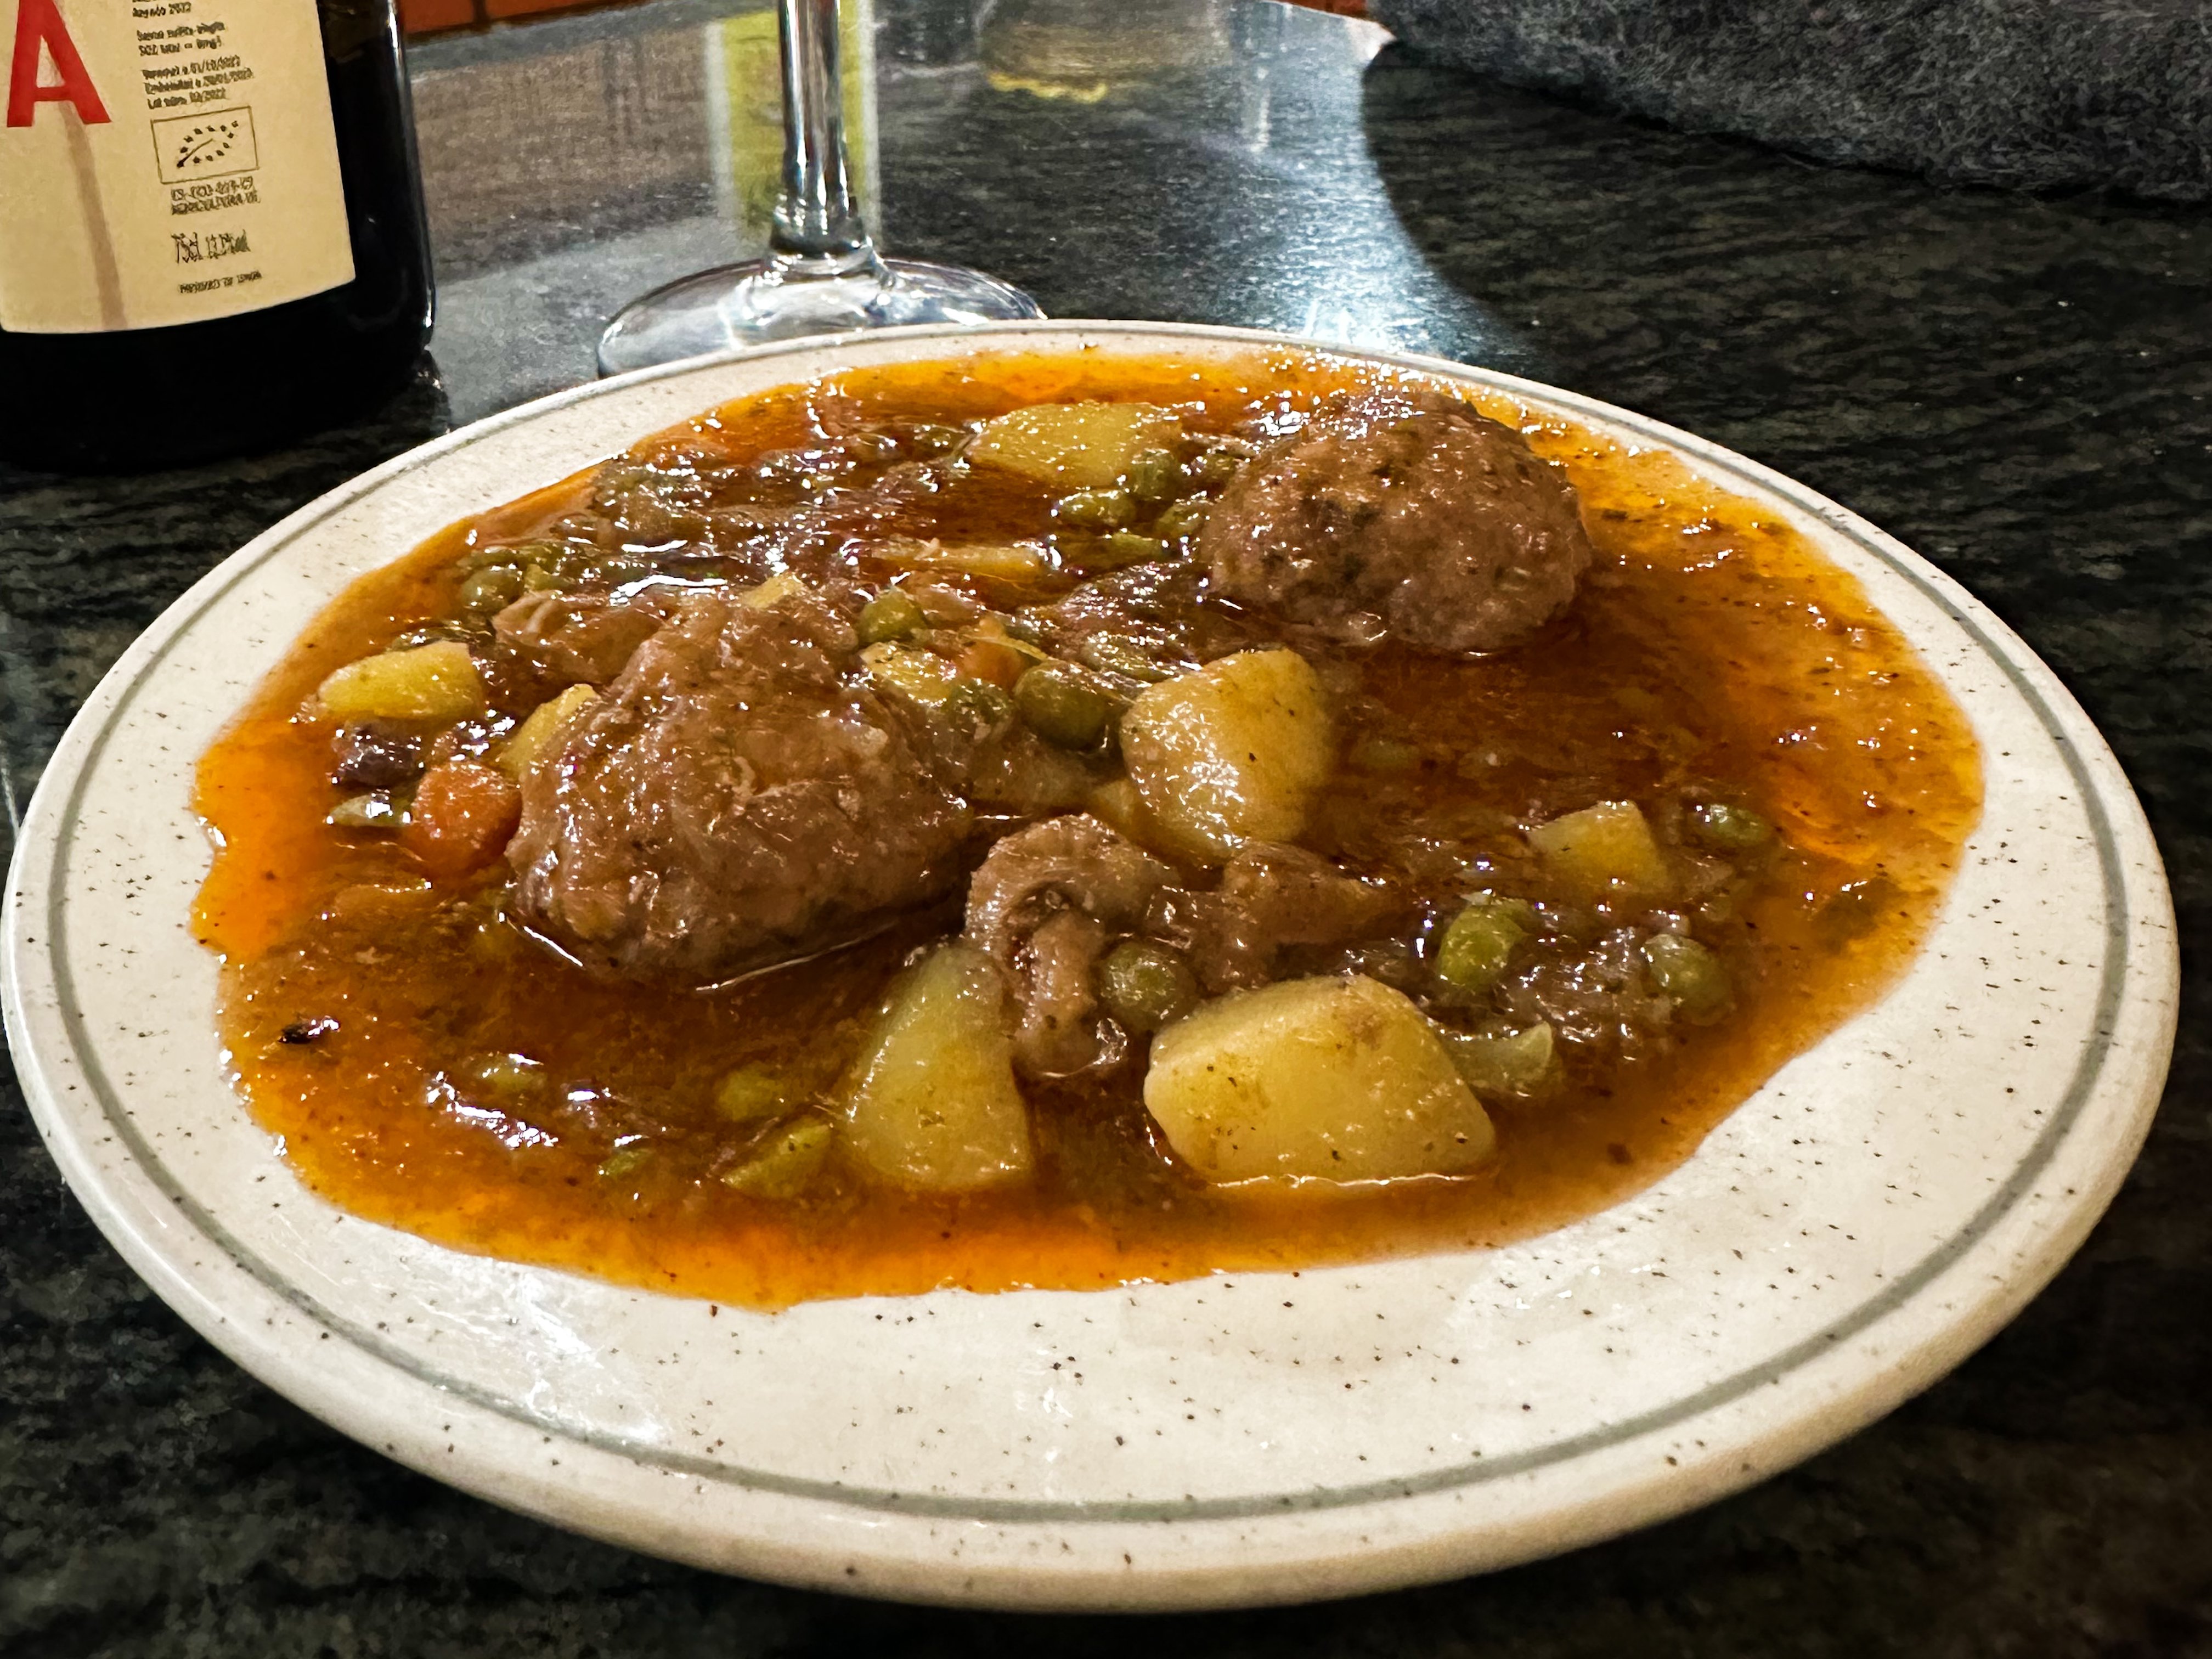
[406,0,1425,422]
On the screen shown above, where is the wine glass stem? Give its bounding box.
[772,0,882,278]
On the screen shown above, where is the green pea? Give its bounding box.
[551,546,600,583]
[593,461,648,501]
[904,422,970,457]
[1642,933,1731,1023]
[1443,1022,1558,1100]
[1189,446,1245,488]
[713,1064,798,1123]
[1015,665,1113,749]
[596,555,654,587]
[943,678,1015,736]
[470,915,525,963]
[462,1052,546,1101]
[857,589,927,645]
[1096,941,1199,1033]
[1689,800,1775,851]
[723,1115,837,1199]
[1124,447,1181,502]
[1816,876,1898,946]
[1054,488,1136,529]
[458,565,527,614]
[1435,900,1530,996]
[598,1142,654,1181]
[1152,499,1211,544]
[458,540,556,575]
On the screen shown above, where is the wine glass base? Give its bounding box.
[596,258,1045,377]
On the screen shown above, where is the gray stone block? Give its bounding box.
[1369,0,2212,200]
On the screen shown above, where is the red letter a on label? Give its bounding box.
[8,0,111,127]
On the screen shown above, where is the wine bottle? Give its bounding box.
[0,0,433,471]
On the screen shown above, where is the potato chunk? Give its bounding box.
[1526,800,1673,905]
[1118,648,1333,864]
[737,570,811,610]
[317,641,486,723]
[839,944,1034,1192]
[498,684,595,780]
[873,537,1053,583]
[1144,974,1495,1183]
[969,402,1182,489]
[859,641,963,707]
[721,1115,837,1199]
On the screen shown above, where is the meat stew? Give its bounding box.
[195,349,1982,1307]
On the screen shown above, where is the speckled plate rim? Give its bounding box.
[2,320,2178,1610]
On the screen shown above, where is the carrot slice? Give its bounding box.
[402,760,521,879]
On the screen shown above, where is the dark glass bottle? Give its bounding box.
[0,0,433,472]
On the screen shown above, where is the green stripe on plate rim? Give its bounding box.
[35,326,2134,1526]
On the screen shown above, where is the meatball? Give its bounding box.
[506,583,971,983]
[1200,392,1595,652]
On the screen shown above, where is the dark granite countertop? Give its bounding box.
[4,0,2208,1651]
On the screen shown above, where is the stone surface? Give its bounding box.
[3,0,2209,1651]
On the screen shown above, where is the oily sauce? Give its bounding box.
[194,350,1983,1307]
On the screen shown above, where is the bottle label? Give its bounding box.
[0,0,353,333]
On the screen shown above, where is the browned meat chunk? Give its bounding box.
[330,720,426,790]
[962,729,1100,817]
[494,591,667,687]
[1500,927,1674,1063]
[1200,393,1595,652]
[506,584,970,983]
[964,814,1175,1077]
[1024,563,1265,682]
[1159,842,1396,994]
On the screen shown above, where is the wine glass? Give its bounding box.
[597,0,1043,376]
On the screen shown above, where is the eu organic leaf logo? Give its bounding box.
[174,117,243,171]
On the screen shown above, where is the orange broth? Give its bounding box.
[194,350,1982,1307]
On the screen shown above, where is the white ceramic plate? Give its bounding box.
[2,323,2177,1611]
